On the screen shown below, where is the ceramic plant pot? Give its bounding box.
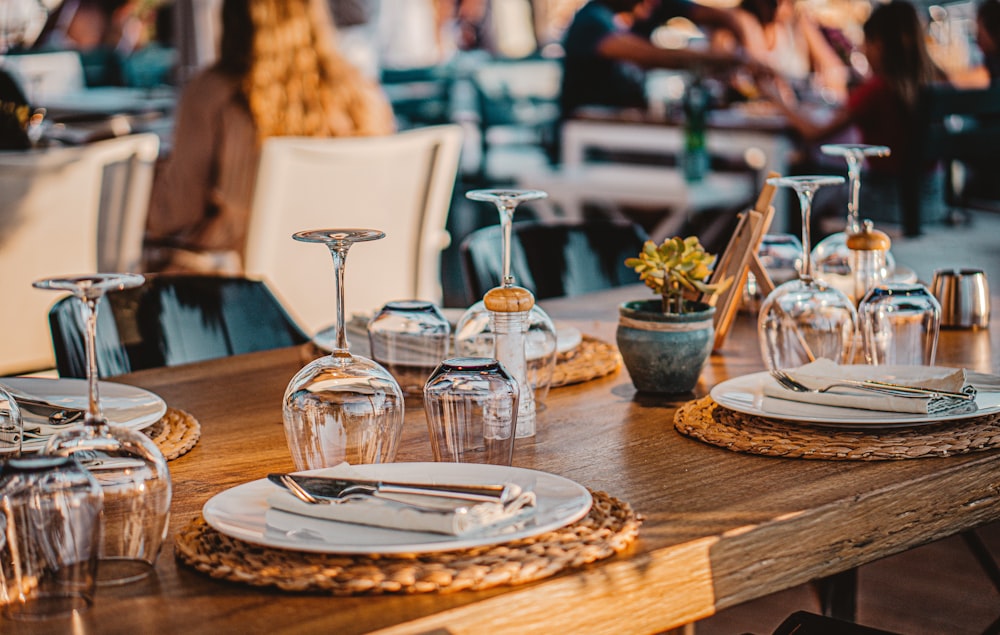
[616,299,715,394]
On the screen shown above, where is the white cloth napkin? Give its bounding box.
[763,359,978,414]
[266,467,537,537]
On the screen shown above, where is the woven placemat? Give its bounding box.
[174,489,640,595]
[144,407,201,461]
[674,396,1000,460]
[552,335,621,388]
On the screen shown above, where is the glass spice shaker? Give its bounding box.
[848,220,891,305]
[485,285,535,438]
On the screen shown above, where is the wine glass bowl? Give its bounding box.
[282,229,405,470]
[33,273,171,586]
[759,176,858,370]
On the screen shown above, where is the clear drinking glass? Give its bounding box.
[743,233,804,311]
[368,300,450,396]
[454,189,558,407]
[812,143,893,296]
[858,283,941,366]
[283,230,405,470]
[759,176,858,370]
[0,455,103,620]
[423,357,519,466]
[33,274,171,586]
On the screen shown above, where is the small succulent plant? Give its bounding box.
[625,236,732,314]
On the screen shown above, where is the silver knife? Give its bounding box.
[0,398,85,425]
[268,473,511,504]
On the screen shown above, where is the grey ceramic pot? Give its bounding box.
[616,299,716,394]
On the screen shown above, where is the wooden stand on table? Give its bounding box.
[701,172,780,351]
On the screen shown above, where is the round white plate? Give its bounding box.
[203,462,593,554]
[1,377,166,453]
[710,367,1000,427]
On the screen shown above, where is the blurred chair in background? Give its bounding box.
[48,274,308,378]
[243,123,463,334]
[0,132,159,375]
[460,218,649,301]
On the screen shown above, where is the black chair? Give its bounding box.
[48,274,309,378]
[902,85,1000,236]
[771,611,900,635]
[459,219,649,302]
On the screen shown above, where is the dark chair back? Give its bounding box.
[48,275,309,378]
[460,219,649,302]
[903,85,1000,235]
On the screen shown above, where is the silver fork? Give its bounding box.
[277,474,456,512]
[769,369,953,399]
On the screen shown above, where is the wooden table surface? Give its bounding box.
[9,285,1000,635]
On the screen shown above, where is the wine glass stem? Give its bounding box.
[498,203,515,288]
[82,295,104,426]
[327,244,350,353]
[846,155,862,234]
[796,187,817,283]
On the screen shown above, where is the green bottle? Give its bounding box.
[683,76,708,182]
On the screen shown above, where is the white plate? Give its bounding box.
[710,367,1000,427]
[202,463,593,554]
[1,377,166,453]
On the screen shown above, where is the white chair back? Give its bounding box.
[0,133,160,374]
[244,124,463,335]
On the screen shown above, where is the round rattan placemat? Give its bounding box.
[144,407,201,461]
[552,335,621,388]
[675,396,1000,460]
[174,489,640,595]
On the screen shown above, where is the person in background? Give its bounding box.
[763,1,948,229]
[558,0,757,120]
[144,0,395,274]
[714,0,848,103]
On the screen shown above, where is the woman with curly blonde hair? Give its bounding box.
[145,0,394,273]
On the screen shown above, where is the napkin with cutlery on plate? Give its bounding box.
[762,359,989,414]
[265,466,537,536]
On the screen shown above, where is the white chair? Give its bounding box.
[0,132,160,375]
[244,124,463,334]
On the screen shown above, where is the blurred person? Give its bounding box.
[33,0,140,86]
[714,0,848,102]
[329,0,381,78]
[144,0,395,274]
[763,1,949,229]
[558,0,757,120]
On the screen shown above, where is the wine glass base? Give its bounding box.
[95,558,156,586]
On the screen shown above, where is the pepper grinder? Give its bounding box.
[485,285,535,438]
[848,220,891,305]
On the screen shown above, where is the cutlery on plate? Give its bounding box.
[267,473,512,504]
[275,474,469,513]
[0,382,86,426]
[769,370,977,401]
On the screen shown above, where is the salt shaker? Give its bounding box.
[848,220,890,305]
[485,286,535,438]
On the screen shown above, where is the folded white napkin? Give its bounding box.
[763,359,978,414]
[266,468,537,537]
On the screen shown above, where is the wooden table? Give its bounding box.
[9,286,999,635]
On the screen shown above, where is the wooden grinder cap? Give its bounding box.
[484,286,535,313]
[846,220,891,251]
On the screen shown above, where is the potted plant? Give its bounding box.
[618,236,732,394]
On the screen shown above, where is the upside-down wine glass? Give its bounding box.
[283,229,404,470]
[454,189,558,408]
[758,176,858,369]
[812,143,893,300]
[33,273,172,586]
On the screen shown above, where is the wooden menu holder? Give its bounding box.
[701,172,780,351]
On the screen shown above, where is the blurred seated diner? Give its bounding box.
[761,0,950,236]
[143,0,395,275]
